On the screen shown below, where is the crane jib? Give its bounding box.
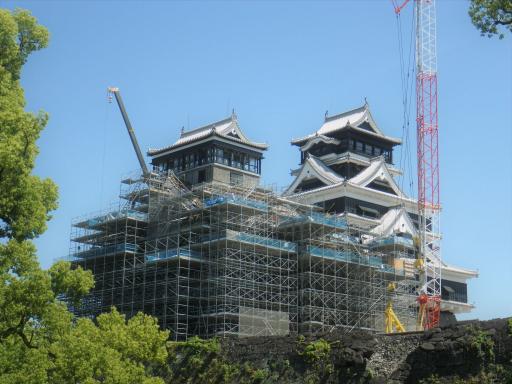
[108,88,150,177]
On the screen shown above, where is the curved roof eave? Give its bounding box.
[148,117,268,156]
[300,135,341,152]
[283,156,344,195]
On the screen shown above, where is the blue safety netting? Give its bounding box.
[72,243,138,259]
[330,232,359,244]
[203,195,268,211]
[369,236,414,249]
[145,248,201,263]
[201,231,297,252]
[309,212,348,229]
[80,209,148,228]
[279,213,347,230]
[234,232,297,252]
[306,245,398,274]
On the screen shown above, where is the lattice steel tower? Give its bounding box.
[393,0,442,329]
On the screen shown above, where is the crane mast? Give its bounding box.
[394,0,442,330]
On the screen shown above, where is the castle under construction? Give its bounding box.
[69,102,477,340]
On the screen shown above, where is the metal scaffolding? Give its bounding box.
[69,171,417,340]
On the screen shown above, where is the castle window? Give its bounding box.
[365,144,373,155]
[198,169,206,183]
[356,141,364,152]
[233,152,242,169]
[223,150,232,166]
[357,205,379,218]
[249,157,258,173]
[383,150,392,163]
[215,148,223,163]
[441,279,467,303]
[242,154,248,171]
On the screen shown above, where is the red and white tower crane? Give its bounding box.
[393,0,442,330]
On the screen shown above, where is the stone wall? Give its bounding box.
[213,317,512,383]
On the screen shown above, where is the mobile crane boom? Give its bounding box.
[107,87,150,177]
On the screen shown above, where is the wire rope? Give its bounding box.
[395,7,416,203]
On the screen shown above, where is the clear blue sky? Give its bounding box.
[3,1,511,320]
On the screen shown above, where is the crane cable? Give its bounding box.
[395,6,416,201]
[386,4,417,333]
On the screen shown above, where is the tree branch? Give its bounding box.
[18,329,37,349]
[0,315,38,349]
[0,316,25,341]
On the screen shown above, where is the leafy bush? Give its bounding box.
[300,338,331,364]
[466,325,495,363]
[251,368,268,382]
[166,336,240,383]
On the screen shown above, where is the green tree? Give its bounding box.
[48,309,168,384]
[469,0,512,39]
[0,8,169,384]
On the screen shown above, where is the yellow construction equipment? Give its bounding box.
[385,283,406,333]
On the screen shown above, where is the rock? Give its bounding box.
[434,341,447,350]
[342,347,356,359]
[420,342,435,351]
[430,335,444,342]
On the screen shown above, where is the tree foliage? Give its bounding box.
[0,8,56,241]
[47,310,168,384]
[0,8,169,384]
[469,0,512,39]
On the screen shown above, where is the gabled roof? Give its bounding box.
[283,155,344,196]
[371,207,418,237]
[349,157,405,198]
[291,102,401,146]
[285,157,413,211]
[148,113,268,156]
[320,103,382,136]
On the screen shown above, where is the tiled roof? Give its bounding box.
[291,103,401,145]
[285,156,410,201]
[148,115,268,156]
